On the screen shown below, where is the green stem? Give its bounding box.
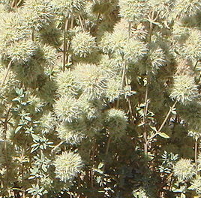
[193,60,199,71]
[195,138,198,165]
[51,140,65,154]
[105,136,112,156]
[143,80,149,155]
[2,106,12,194]
[128,21,131,38]
[63,18,69,71]
[157,101,177,133]
[149,101,177,141]
[103,135,112,173]
[16,0,23,7]
[79,15,85,31]
[1,60,12,87]
[148,11,155,42]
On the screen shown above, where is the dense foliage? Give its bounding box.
[1,0,201,197]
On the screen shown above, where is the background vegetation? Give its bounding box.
[1,0,201,197]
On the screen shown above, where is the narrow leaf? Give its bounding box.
[157,132,170,139]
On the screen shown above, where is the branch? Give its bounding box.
[148,101,177,141]
[62,18,69,71]
[51,140,65,154]
[1,60,12,87]
[157,101,177,133]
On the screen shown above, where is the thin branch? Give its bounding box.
[16,0,23,7]
[1,60,12,87]
[157,101,177,133]
[128,21,131,38]
[143,80,149,155]
[2,104,12,192]
[148,11,155,42]
[193,60,199,71]
[90,139,96,188]
[195,138,198,165]
[102,135,112,173]
[11,0,17,7]
[105,135,112,156]
[148,101,177,141]
[79,15,85,31]
[121,61,127,89]
[63,17,69,71]
[51,140,65,154]
[117,61,127,108]
[143,83,149,124]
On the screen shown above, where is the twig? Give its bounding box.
[148,101,177,141]
[116,61,127,108]
[2,105,12,192]
[105,135,112,156]
[148,11,155,42]
[102,135,112,173]
[157,101,177,133]
[143,80,149,155]
[195,138,198,165]
[1,60,12,87]
[128,21,131,38]
[63,18,69,71]
[90,139,96,188]
[79,15,85,31]
[16,0,23,7]
[193,60,199,71]
[11,0,17,7]
[51,141,65,154]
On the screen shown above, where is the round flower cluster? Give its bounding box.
[173,158,195,181]
[172,0,201,19]
[51,0,86,16]
[6,40,38,64]
[57,123,84,145]
[189,176,201,195]
[118,0,149,22]
[22,0,54,31]
[54,152,83,182]
[149,47,166,71]
[0,12,30,52]
[73,63,107,100]
[56,70,78,97]
[100,22,147,63]
[106,77,123,102]
[54,96,82,122]
[105,108,128,139]
[182,29,201,60]
[170,74,198,104]
[71,31,96,58]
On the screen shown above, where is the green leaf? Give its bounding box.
[42,164,47,172]
[98,162,104,169]
[32,134,40,141]
[15,126,22,133]
[150,126,157,132]
[171,108,177,115]
[12,97,20,102]
[24,116,32,121]
[157,132,170,139]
